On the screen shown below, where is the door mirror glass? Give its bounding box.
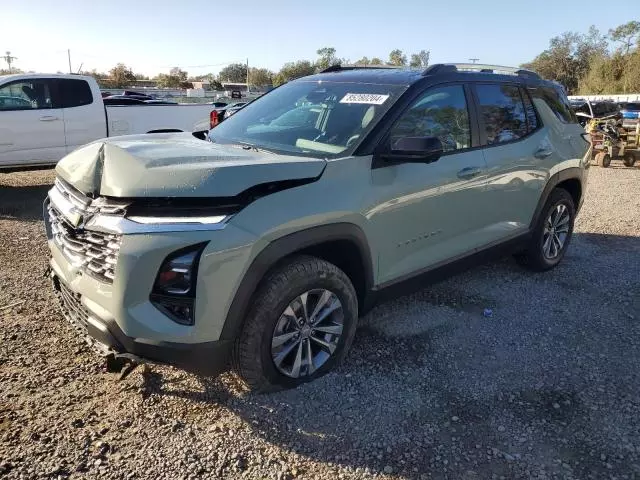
[390,136,443,162]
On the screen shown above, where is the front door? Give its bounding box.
[0,79,65,166]
[365,84,490,285]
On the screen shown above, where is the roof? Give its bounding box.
[296,63,546,88]
[0,72,94,82]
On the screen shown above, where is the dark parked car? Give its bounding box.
[102,96,147,106]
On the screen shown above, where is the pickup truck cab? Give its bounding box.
[0,73,213,168]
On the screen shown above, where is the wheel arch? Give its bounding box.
[219,223,375,341]
[530,167,584,229]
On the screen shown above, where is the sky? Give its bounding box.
[0,0,632,78]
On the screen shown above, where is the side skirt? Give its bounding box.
[362,231,532,314]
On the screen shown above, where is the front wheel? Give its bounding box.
[233,255,358,392]
[516,188,576,272]
[596,152,611,168]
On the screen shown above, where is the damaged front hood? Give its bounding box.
[55,133,326,198]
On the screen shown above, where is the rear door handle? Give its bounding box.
[534,148,553,159]
[457,166,482,179]
[39,115,59,121]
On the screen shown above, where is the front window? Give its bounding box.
[0,80,53,111]
[208,80,407,158]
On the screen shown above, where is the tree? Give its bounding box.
[248,67,274,87]
[191,74,223,90]
[410,50,430,68]
[81,69,111,88]
[273,60,316,86]
[369,57,383,65]
[109,63,136,88]
[155,67,189,88]
[609,21,640,54]
[354,56,370,65]
[218,63,248,83]
[316,47,340,71]
[521,28,608,94]
[388,49,407,66]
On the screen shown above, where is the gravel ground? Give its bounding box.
[1,163,639,480]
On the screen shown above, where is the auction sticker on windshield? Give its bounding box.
[339,93,389,105]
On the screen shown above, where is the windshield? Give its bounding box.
[208,80,407,158]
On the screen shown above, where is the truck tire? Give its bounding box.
[596,152,611,168]
[233,255,358,392]
[516,188,576,272]
[623,152,636,167]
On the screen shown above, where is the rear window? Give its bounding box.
[475,84,528,145]
[55,79,93,108]
[532,86,577,124]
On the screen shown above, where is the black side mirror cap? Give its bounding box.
[379,136,444,164]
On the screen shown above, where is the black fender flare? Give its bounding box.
[219,223,375,341]
[529,167,584,229]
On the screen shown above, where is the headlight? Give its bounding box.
[128,215,227,225]
[150,242,208,325]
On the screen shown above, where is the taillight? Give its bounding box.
[209,110,219,129]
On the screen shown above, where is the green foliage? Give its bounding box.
[108,63,137,88]
[388,49,407,66]
[218,63,248,83]
[155,67,189,88]
[410,50,430,68]
[248,67,274,87]
[273,60,315,86]
[316,47,340,71]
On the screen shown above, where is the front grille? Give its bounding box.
[53,277,111,355]
[48,180,122,283]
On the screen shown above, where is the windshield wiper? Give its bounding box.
[233,141,275,154]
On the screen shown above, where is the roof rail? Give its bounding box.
[320,64,400,73]
[422,63,540,80]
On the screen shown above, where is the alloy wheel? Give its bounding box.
[542,203,571,259]
[271,289,344,378]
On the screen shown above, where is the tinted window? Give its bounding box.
[521,88,539,133]
[56,79,93,108]
[534,86,577,124]
[0,80,53,110]
[476,84,527,145]
[389,85,471,152]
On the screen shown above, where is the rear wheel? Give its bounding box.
[516,188,575,272]
[233,255,358,392]
[623,152,636,167]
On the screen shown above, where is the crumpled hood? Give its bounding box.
[55,133,326,198]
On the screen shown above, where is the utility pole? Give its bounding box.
[469,58,479,64]
[3,51,17,73]
[246,57,249,92]
[68,49,72,73]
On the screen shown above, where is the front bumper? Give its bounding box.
[51,273,233,376]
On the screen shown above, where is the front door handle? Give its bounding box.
[457,166,482,179]
[39,115,59,121]
[534,148,553,159]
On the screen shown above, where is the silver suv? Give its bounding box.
[45,64,590,391]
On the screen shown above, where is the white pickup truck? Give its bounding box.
[0,73,214,168]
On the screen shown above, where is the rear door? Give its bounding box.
[54,78,107,153]
[471,82,549,243]
[0,78,65,166]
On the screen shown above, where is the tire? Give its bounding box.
[233,255,358,393]
[623,152,636,167]
[516,188,576,272]
[596,152,611,168]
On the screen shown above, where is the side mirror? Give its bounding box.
[386,136,444,163]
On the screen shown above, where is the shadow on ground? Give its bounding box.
[0,183,52,222]
[137,231,640,478]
